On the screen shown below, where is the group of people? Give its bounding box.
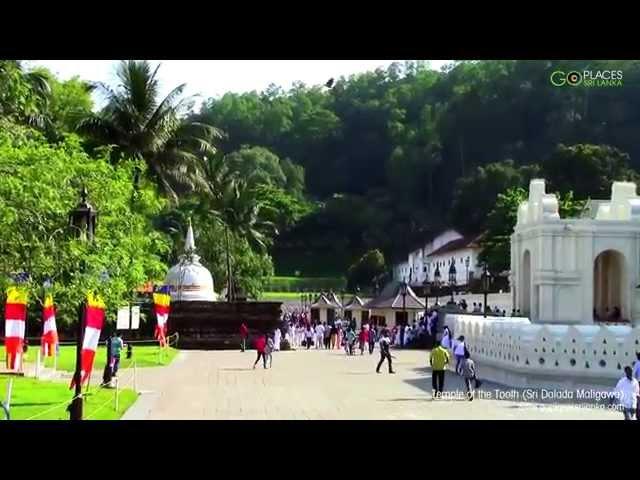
[431,326,482,400]
[594,306,623,322]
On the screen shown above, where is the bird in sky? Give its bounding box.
[325,78,334,88]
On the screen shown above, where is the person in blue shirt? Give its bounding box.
[110,332,125,377]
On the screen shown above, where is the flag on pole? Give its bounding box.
[153,287,170,347]
[153,287,170,346]
[70,292,105,389]
[4,286,28,371]
[41,293,58,357]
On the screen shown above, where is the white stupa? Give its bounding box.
[164,219,217,302]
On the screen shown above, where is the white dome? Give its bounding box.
[164,221,217,302]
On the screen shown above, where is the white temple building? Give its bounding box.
[164,220,218,302]
[445,179,640,386]
[511,179,640,324]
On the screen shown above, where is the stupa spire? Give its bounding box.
[185,218,195,252]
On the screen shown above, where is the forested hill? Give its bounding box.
[194,60,640,276]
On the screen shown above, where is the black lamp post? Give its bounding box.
[433,265,441,305]
[481,263,492,318]
[400,280,408,346]
[422,279,431,311]
[448,258,457,304]
[68,186,97,421]
[465,256,470,287]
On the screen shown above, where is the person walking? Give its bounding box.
[453,336,467,375]
[430,340,450,399]
[460,350,481,401]
[273,327,281,352]
[358,326,368,355]
[297,323,305,348]
[346,328,357,355]
[265,335,275,368]
[633,352,640,420]
[110,332,125,377]
[441,326,453,352]
[368,326,376,354]
[239,322,249,352]
[376,329,395,374]
[305,325,314,350]
[615,366,640,420]
[330,323,338,349]
[324,322,331,349]
[253,334,268,369]
[315,322,325,349]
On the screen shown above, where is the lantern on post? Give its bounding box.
[481,263,492,318]
[433,265,441,305]
[448,258,457,304]
[422,279,431,311]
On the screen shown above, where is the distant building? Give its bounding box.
[392,229,482,287]
[425,234,482,286]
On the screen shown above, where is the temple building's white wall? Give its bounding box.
[511,180,640,326]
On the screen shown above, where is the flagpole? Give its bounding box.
[70,299,84,420]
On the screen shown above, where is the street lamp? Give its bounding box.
[400,280,408,346]
[433,265,441,305]
[422,279,431,311]
[68,186,97,421]
[481,263,492,318]
[448,258,457,304]
[465,256,470,288]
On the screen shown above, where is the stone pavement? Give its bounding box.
[122,347,623,420]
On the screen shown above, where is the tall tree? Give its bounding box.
[77,60,222,200]
[541,144,640,199]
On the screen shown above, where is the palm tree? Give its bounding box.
[207,175,276,301]
[77,60,222,201]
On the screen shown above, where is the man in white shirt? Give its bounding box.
[633,352,640,420]
[615,366,640,420]
[315,322,325,349]
[453,336,467,375]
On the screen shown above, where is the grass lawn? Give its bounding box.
[261,291,319,300]
[0,374,137,420]
[53,345,178,373]
[2,344,178,374]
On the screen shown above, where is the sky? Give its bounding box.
[27,60,452,108]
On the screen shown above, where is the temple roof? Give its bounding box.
[311,293,337,309]
[364,281,425,310]
[344,295,366,310]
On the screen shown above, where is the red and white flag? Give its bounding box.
[70,292,105,389]
[4,286,28,371]
[41,293,58,357]
[153,288,170,347]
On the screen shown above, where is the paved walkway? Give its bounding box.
[123,348,622,420]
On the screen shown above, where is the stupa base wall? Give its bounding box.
[168,301,282,350]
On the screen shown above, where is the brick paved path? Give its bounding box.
[122,348,621,420]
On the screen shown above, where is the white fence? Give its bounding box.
[447,314,640,381]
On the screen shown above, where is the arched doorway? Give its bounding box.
[593,250,626,322]
[521,250,531,316]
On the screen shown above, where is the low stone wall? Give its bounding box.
[445,314,640,385]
